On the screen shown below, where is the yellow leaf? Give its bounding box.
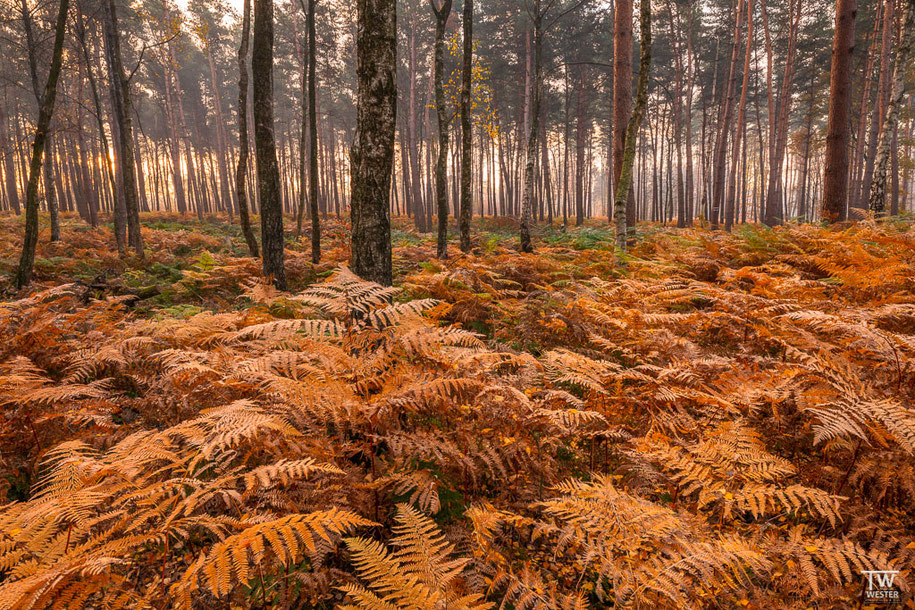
[724,492,734,500]
[804,545,818,553]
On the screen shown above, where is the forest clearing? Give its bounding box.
[0,213,914,608]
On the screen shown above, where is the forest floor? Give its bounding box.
[1,213,914,608]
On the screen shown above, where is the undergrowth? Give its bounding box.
[0,213,914,609]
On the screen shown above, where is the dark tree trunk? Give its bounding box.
[821,0,856,222]
[253,0,286,288]
[21,0,61,243]
[307,0,320,261]
[350,0,396,286]
[459,0,473,252]
[432,0,453,258]
[236,0,260,257]
[102,0,142,255]
[612,0,633,226]
[519,8,542,253]
[614,0,650,252]
[868,0,914,215]
[16,0,69,288]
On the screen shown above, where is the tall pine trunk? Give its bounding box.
[236,0,260,257]
[459,0,473,251]
[614,0,650,252]
[612,0,633,225]
[821,0,856,222]
[519,6,542,253]
[350,0,396,285]
[102,0,142,255]
[868,0,914,214]
[307,0,320,261]
[16,0,69,288]
[432,0,453,258]
[253,0,286,288]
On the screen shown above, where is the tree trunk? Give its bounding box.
[614,0,650,252]
[763,0,802,226]
[712,0,744,230]
[821,0,856,222]
[350,0,396,285]
[860,0,894,214]
[253,0,286,288]
[459,0,473,251]
[724,0,753,231]
[519,7,542,253]
[16,0,69,289]
[307,0,320,261]
[868,0,914,215]
[102,0,142,255]
[236,0,260,257]
[612,0,633,225]
[432,0,453,258]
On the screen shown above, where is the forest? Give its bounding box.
[0,0,915,606]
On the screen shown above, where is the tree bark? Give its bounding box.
[253,0,286,288]
[431,0,453,258]
[724,0,753,231]
[307,0,320,261]
[459,0,473,251]
[612,0,633,226]
[614,0,650,252]
[519,6,542,253]
[102,0,142,255]
[860,0,894,213]
[350,0,396,286]
[21,0,61,243]
[16,0,69,289]
[868,0,914,215]
[821,0,856,222]
[236,0,260,257]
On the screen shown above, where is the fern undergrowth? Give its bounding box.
[0,215,914,609]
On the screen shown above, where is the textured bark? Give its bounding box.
[16,0,69,288]
[868,0,914,214]
[75,5,113,233]
[519,6,542,253]
[575,68,586,226]
[253,0,286,288]
[236,0,259,257]
[614,0,650,252]
[307,0,320,262]
[724,0,753,231]
[712,0,744,230]
[612,0,634,226]
[407,23,426,232]
[350,0,395,286]
[1,102,20,216]
[821,0,856,222]
[21,0,61,243]
[204,39,233,216]
[102,0,142,255]
[459,0,473,252]
[665,0,686,228]
[431,0,452,258]
[860,0,894,212]
[763,0,802,226]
